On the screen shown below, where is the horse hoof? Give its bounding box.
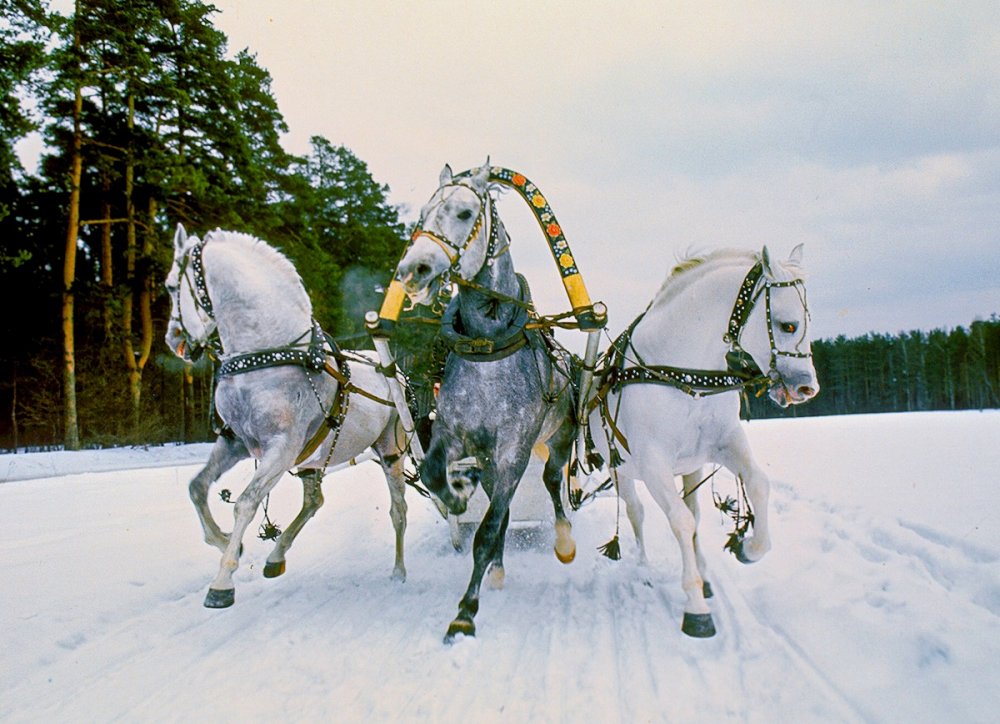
[554,542,576,564]
[681,612,716,638]
[204,588,235,608]
[263,560,286,578]
[444,618,476,643]
[732,539,755,564]
[703,581,714,598]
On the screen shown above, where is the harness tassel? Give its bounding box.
[609,444,624,469]
[598,469,623,560]
[598,534,621,561]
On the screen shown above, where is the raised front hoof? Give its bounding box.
[444,618,476,644]
[730,538,757,565]
[703,580,714,599]
[263,560,286,578]
[681,612,716,638]
[204,588,235,609]
[554,541,577,564]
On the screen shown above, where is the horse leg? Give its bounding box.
[640,460,715,638]
[262,469,324,579]
[446,469,517,642]
[422,432,477,516]
[381,452,408,582]
[681,469,712,598]
[718,428,771,563]
[204,453,288,608]
[619,476,648,565]
[486,508,510,590]
[542,433,576,564]
[189,434,249,552]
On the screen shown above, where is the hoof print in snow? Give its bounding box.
[204,588,235,608]
[681,612,716,638]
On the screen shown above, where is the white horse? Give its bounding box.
[165,225,410,608]
[587,246,818,637]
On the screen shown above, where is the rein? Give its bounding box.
[594,260,810,404]
[586,259,810,460]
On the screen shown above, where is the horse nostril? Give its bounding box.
[797,385,815,398]
[416,263,431,278]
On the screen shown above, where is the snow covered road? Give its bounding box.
[2,411,998,722]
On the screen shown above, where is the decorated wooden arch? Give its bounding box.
[375,166,606,333]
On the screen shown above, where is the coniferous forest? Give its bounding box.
[1,1,998,451]
[1,0,409,450]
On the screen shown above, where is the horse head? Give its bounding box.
[739,244,819,407]
[395,160,494,306]
[164,224,217,361]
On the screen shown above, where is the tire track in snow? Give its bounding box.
[708,560,871,723]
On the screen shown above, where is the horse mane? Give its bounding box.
[202,228,312,313]
[651,246,807,310]
[650,248,754,307]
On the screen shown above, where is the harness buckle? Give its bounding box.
[454,337,495,355]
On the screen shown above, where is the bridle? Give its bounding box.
[723,261,812,387]
[168,238,220,361]
[603,259,812,400]
[409,181,509,283]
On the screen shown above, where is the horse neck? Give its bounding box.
[631,258,751,369]
[455,224,521,337]
[203,244,313,354]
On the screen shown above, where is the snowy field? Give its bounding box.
[2,410,999,723]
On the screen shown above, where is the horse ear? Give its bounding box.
[788,243,804,266]
[174,223,187,254]
[439,164,453,186]
[470,158,491,192]
[760,245,774,277]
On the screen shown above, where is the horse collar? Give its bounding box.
[440,273,532,361]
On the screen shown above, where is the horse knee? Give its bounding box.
[189,474,210,503]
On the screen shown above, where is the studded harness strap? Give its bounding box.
[590,260,810,453]
[173,237,393,467]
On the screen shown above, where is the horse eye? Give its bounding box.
[457,209,473,221]
[780,322,798,334]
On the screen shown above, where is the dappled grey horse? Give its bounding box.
[165,225,409,608]
[394,162,578,641]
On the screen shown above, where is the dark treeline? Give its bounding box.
[746,317,1000,420]
[2,2,996,452]
[1,0,408,450]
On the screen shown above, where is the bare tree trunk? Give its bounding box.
[100,173,114,340]
[62,18,83,451]
[121,93,145,429]
[10,364,18,452]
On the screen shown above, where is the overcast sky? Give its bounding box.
[35,1,1000,341]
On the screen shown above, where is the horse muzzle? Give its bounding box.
[770,378,819,407]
